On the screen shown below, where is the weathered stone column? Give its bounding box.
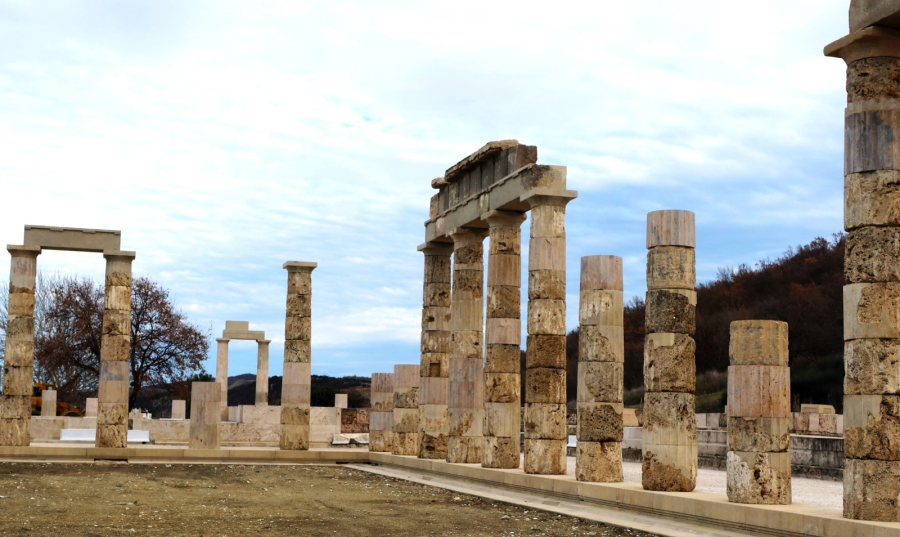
[255,339,270,405]
[418,241,453,459]
[642,209,697,491]
[576,255,624,482]
[482,210,526,469]
[369,372,394,453]
[523,192,574,475]
[0,245,40,446]
[393,364,420,456]
[40,389,57,417]
[215,338,230,420]
[96,250,134,449]
[189,381,221,449]
[281,261,316,450]
[447,228,488,464]
[726,320,791,505]
[826,21,900,522]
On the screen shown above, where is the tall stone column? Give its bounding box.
[726,320,791,505]
[369,372,394,452]
[281,261,316,450]
[0,245,40,446]
[418,241,453,459]
[393,364,420,456]
[446,228,488,464]
[482,210,526,469]
[256,340,270,405]
[523,193,573,475]
[642,209,697,491]
[215,338,230,421]
[96,250,135,449]
[827,24,900,521]
[576,255,624,482]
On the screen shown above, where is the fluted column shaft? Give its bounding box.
[281,261,317,450]
[256,340,270,405]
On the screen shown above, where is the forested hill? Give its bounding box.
[566,234,846,411]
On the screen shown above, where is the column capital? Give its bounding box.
[283,261,317,273]
[257,339,271,345]
[7,245,41,257]
[483,210,527,227]
[103,250,136,261]
[216,338,230,343]
[448,227,489,243]
[825,26,900,64]
[417,241,454,256]
[520,188,577,208]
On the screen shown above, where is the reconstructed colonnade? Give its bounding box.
[215,321,269,420]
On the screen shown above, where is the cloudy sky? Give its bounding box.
[0,0,851,378]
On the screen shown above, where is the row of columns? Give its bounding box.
[215,336,271,420]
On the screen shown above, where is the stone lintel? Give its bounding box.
[283,261,317,272]
[825,25,900,64]
[24,225,122,253]
[7,245,42,257]
[225,320,250,332]
[222,330,266,341]
[850,0,900,33]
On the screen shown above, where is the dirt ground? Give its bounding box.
[0,462,659,536]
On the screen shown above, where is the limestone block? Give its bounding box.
[529,237,565,272]
[846,226,900,283]
[524,402,567,440]
[189,423,220,450]
[419,377,448,405]
[283,362,311,385]
[482,436,520,469]
[819,413,838,434]
[96,423,127,449]
[726,451,791,505]
[280,406,310,425]
[84,398,98,417]
[646,210,695,248]
[421,309,451,334]
[843,458,900,522]
[845,108,900,175]
[623,408,639,427]
[368,430,393,452]
[579,325,623,363]
[808,413,821,434]
[800,404,836,414]
[646,246,695,290]
[524,368,566,404]
[484,344,520,373]
[418,430,447,459]
[100,334,130,361]
[393,408,419,433]
[0,395,30,419]
[579,289,623,327]
[450,329,482,359]
[483,402,520,437]
[285,316,311,341]
[451,271,484,301]
[529,204,565,239]
[727,366,790,418]
[727,417,790,452]
[98,380,129,405]
[524,439,567,475]
[0,418,29,446]
[105,272,132,288]
[729,320,789,366]
[423,282,451,307]
[844,282,900,339]
[484,373,519,403]
[421,331,450,354]
[448,379,483,408]
[286,271,311,295]
[1,366,32,395]
[7,292,35,316]
[419,403,448,432]
[643,333,696,393]
[282,383,311,405]
[577,402,624,442]
[392,432,419,456]
[423,253,451,283]
[577,362,624,403]
[845,339,900,394]
[3,340,34,367]
[527,299,566,336]
[485,318,520,345]
[280,424,310,450]
[420,352,449,378]
[369,411,393,431]
[104,285,131,310]
[643,393,696,440]
[6,316,34,340]
[488,226,523,256]
[393,387,419,409]
[371,373,394,394]
[486,286,520,319]
[526,334,566,368]
[845,170,900,230]
[100,359,130,382]
[645,290,696,335]
[101,309,130,337]
[576,441,623,482]
[487,254,521,287]
[171,400,186,420]
[527,270,566,301]
[447,435,482,463]
[844,395,900,460]
[286,293,311,317]
[580,255,623,292]
[452,237,486,268]
[370,393,393,412]
[641,443,697,492]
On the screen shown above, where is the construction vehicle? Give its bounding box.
[31,383,83,417]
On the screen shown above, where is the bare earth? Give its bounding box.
[0,463,658,536]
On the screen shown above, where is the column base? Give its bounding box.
[482,436,520,469]
[418,432,448,459]
[392,432,419,456]
[844,458,900,522]
[642,443,697,492]
[447,436,482,464]
[0,418,30,446]
[726,451,791,505]
[576,441,623,482]
[524,439,566,475]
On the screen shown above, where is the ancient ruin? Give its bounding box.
[280,261,316,450]
[726,320,791,504]
[215,321,268,420]
[369,372,394,452]
[189,381,221,449]
[576,255,624,482]
[392,364,419,456]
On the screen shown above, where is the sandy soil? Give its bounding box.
[0,462,658,537]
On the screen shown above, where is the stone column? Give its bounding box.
[369,372,394,453]
[447,228,488,464]
[826,24,900,522]
[189,381,221,449]
[215,338,230,421]
[255,340,270,406]
[96,250,135,449]
[642,209,697,492]
[281,261,316,450]
[576,255,625,482]
[523,193,574,475]
[726,320,791,505]
[84,398,98,418]
[393,364,420,456]
[482,210,526,469]
[417,241,453,460]
[40,389,57,417]
[0,245,40,446]
[171,400,186,420]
